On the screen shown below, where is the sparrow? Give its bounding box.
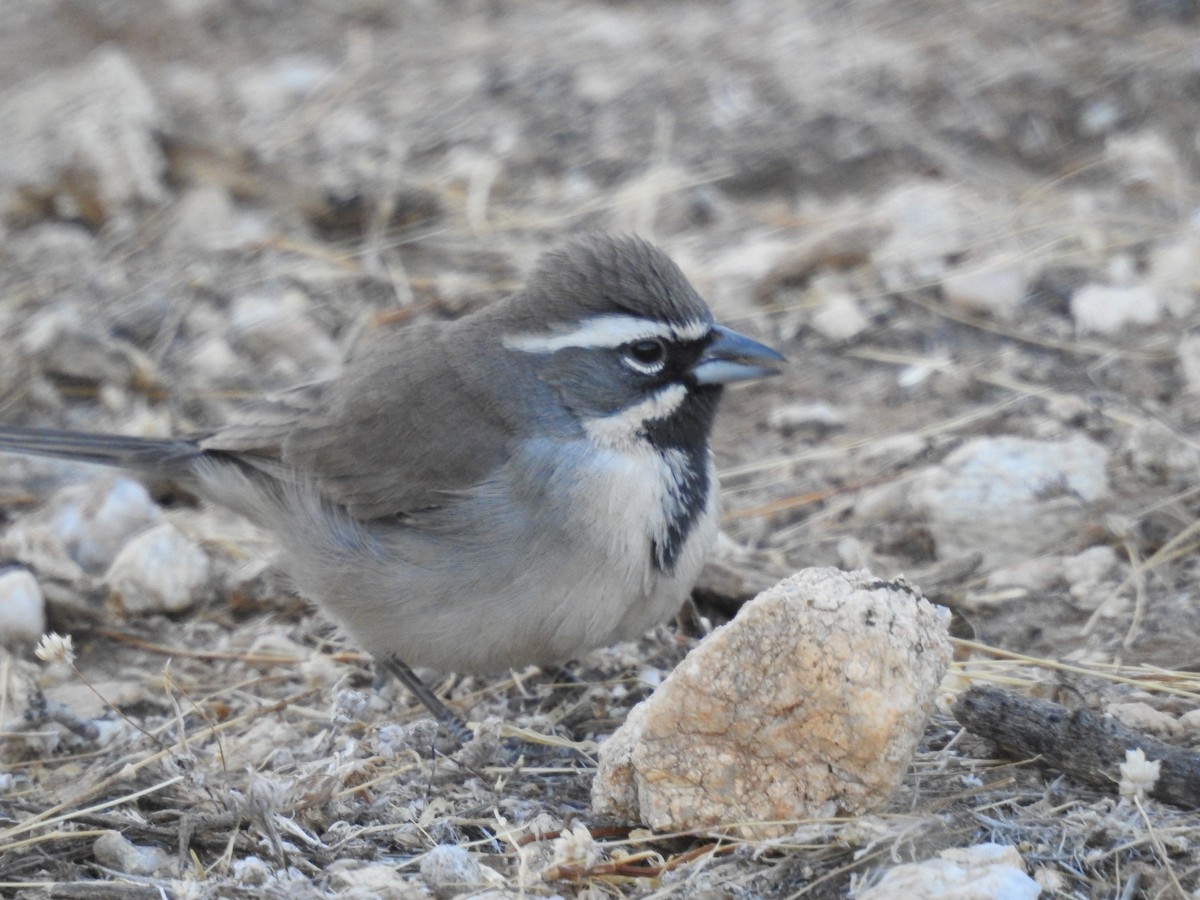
[0,234,785,740]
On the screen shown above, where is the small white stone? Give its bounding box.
[2,476,162,578]
[811,292,870,342]
[858,842,1039,900]
[105,522,211,614]
[1106,702,1180,737]
[767,401,847,434]
[420,844,486,899]
[92,831,172,876]
[1063,545,1120,607]
[1123,420,1200,481]
[907,435,1110,567]
[942,260,1028,320]
[1178,334,1200,393]
[0,569,45,646]
[1070,282,1163,335]
[0,47,166,227]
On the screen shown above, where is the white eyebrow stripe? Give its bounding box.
[502,314,710,354]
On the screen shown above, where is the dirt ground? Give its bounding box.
[3,0,1200,897]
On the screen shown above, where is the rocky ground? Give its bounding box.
[3,0,1200,897]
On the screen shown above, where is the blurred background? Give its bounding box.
[2,2,1200,893]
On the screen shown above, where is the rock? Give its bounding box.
[858,842,1040,900]
[1070,283,1163,335]
[0,47,166,230]
[906,435,1110,568]
[1105,130,1183,198]
[1149,230,1200,317]
[1105,701,1181,737]
[810,291,871,342]
[106,523,212,614]
[419,844,487,899]
[872,180,975,291]
[592,568,952,837]
[228,290,341,383]
[767,401,847,435]
[0,568,46,647]
[1062,545,1121,611]
[2,476,162,577]
[1178,333,1200,393]
[1123,420,1200,483]
[984,557,1064,594]
[92,831,172,877]
[941,259,1028,320]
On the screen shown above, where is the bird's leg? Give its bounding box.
[380,656,473,745]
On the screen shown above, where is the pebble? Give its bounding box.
[0,47,165,229]
[592,568,951,837]
[419,844,488,899]
[105,522,212,614]
[767,401,847,435]
[0,568,46,646]
[858,842,1040,900]
[1123,420,1200,483]
[2,476,162,577]
[1178,333,1200,393]
[941,259,1028,320]
[810,291,870,342]
[906,435,1110,567]
[1070,282,1163,335]
[92,831,172,877]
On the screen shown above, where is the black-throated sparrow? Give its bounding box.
[0,235,784,739]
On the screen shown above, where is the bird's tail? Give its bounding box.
[0,425,203,476]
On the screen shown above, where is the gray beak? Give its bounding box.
[692,325,787,385]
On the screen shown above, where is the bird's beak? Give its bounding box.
[692,325,787,385]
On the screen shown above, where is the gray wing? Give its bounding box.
[202,320,515,520]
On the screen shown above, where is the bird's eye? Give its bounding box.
[623,339,667,374]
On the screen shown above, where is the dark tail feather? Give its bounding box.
[0,425,202,476]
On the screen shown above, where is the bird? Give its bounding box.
[0,234,784,740]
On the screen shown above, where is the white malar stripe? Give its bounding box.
[582,384,689,450]
[503,314,710,354]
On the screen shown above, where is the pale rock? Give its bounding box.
[1105,130,1183,197]
[168,185,268,253]
[420,844,487,899]
[857,842,1039,900]
[857,433,930,471]
[811,292,870,342]
[106,523,211,614]
[92,830,172,876]
[1149,231,1200,316]
[1178,334,1200,393]
[1123,420,1200,481]
[1105,702,1180,737]
[985,557,1064,594]
[0,568,46,647]
[329,863,416,896]
[0,47,166,228]
[767,401,846,434]
[873,180,976,291]
[1062,545,1121,609]
[592,568,951,837]
[942,259,1028,320]
[906,435,1110,567]
[1177,708,1200,732]
[1070,283,1163,335]
[229,290,341,382]
[2,476,162,576]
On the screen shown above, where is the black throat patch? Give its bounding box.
[644,386,721,573]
